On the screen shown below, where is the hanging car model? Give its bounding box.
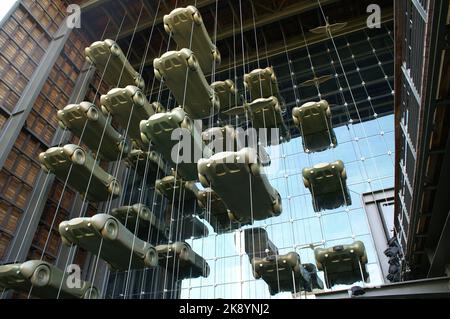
[196,188,241,233]
[251,252,312,295]
[244,227,278,261]
[292,100,337,153]
[59,214,158,271]
[153,49,220,119]
[85,39,145,90]
[100,86,162,148]
[111,204,168,242]
[244,67,281,101]
[198,147,282,224]
[156,175,199,202]
[201,125,237,155]
[247,96,291,144]
[125,148,166,182]
[211,80,241,114]
[140,107,212,180]
[314,241,369,288]
[165,213,209,240]
[57,102,131,162]
[163,6,221,74]
[156,242,210,279]
[39,144,121,202]
[0,260,98,299]
[302,160,351,212]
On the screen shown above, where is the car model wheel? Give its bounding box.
[83,287,99,299]
[273,194,282,215]
[212,49,221,65]
[108,180,121,197]
[110,43,121,57]
[30,264,51,287]
[154,68,162,81]
[198,173,210,188]
[163,23,172,34]
[302,177,310,189]
[187,55,198,71]
[71,148,86,165]
[133,90,145,107]
[192,10,202,25]
[102,218,119,241]
[144,247,158,267]
[57,120,67,130]
[87,106,99,121]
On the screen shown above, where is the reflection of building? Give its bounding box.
[0,0,447,299]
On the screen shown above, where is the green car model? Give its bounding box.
[0,260,98,299]
[247,96,291,144]
[111,204,168,242]
[211,80,241,113]
[196,188,242,233]
[156,175,199,202]
[101,86,162,148]
[140,107,212,180]
[302,160,351,212]
[201,125,237,155]
[163,6,221,74]
[314,241,369,288]
[166,213,209,241]
[198,147,282,224]
[153,49,220,119]
[57,102,131,161]
[292,100,337,153]
[39,144,121,202]
[59,214,158,271]
[85,39,145,90]
[156,242,210,279]
[244,227,278,261]
[244,67,280,100]
[251,252,312,295]
[124,148,166,182]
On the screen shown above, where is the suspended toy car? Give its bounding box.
[156,175,199,202]
[292,100,337,152]
[0,260,98,299]
[39,144,121,202]
[165,213,209,240]
[196,188,242,233]
[156,242,210,279]
[140,107,212,180]
[302,160,351,212]
[100,86,162,148]
[153,49,220,119]
[198,147,282,224]
[243,227,279,261]
[244,67,281,100]
[111,204,168,242]
[124,148,166,182]
[314,241,369,288]
[201,125,237,155]
[211,80,241,114]
[163,6,221,74]
[59,214,158,271]
[247,96,291,144]
[57,102,131,162]
[251,252,312,295]
[85,39,145,90]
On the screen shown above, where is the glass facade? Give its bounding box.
[107,24,394,299]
